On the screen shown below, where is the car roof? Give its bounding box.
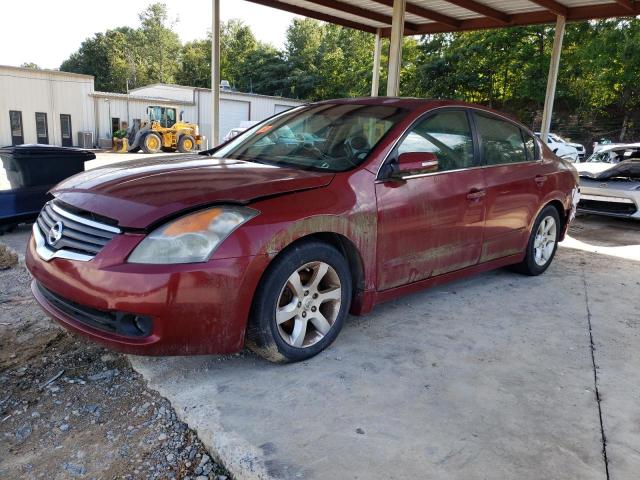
[312,97,522,122]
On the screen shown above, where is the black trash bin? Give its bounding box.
[0,144,96,231]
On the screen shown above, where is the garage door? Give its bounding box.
[220,99,250,143]
[274,104,293,114]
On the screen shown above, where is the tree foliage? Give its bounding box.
[59,6,640,141]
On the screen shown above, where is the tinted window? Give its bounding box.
[523,132,538,161]
[397,110,474,172]
[476,114,527,165]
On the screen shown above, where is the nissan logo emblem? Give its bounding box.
[48,221,64,246]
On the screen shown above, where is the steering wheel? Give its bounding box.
[344,135,371,162]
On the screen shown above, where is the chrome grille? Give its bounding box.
[33,201,120,262]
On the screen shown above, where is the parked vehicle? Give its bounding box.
[577,144,640,219]
[535,132,581,162]
[549,133,586,161]
[124,106,202,154]
[26,99,579,362]
[222,121,259,143]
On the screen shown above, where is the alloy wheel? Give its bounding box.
[533,216,557,266]
[275,261,342,348]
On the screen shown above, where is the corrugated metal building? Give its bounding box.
[0,65,95,147]
[128,84,302,144]
[1,65,304,147]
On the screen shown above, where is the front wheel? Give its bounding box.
[178,135,196,153]
[246,241,352,363]
[513,205,561,276]
[142,133,162,154]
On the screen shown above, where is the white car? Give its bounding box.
[577,144,640,219]
[535,132,582,162]
[222,121,260,143]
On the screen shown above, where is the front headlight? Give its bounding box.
[128,206,258,264]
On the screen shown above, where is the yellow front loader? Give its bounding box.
[126,106,202,154]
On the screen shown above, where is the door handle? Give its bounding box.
[535,175,548,186]
[466,189,486,201]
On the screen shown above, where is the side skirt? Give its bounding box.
[373,253,525,305]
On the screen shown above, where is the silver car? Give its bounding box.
[577,144,640,219]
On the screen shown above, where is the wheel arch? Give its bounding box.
[266,232,365,299]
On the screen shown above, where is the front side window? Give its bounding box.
[397,110,474,172]
[476,113,527,165]
[212,104,407,172]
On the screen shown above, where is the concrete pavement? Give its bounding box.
[3,188,638,479]
[131,229,640,479]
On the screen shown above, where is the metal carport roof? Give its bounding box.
[208,0,639,144]
[243,0,639,34]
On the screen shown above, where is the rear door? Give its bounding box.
[473,111,547,261]
[375,108,486,290]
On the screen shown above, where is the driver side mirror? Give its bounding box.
[391,152,439,180]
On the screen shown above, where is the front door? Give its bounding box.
[60,114,72,147]
[376,109,486,291]
[473,112,548,261]
[35,112,49,144]
[9,110,23,145]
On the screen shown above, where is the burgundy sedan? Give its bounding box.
[26,98,579,362]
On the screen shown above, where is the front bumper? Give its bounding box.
[578,179,640,220]
[26,233,270,355]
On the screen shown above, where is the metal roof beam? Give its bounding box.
[303,0,420,30]
[441,0,511,24]
[380,2,640,35]
[371,0,462,29]
[244,0,378,32]
[527,0,569,17]
[614,0,635,12]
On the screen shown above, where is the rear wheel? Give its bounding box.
[246,241,352,363]
[513,205,560,275]
[142,133,162,154]
[178,135,196,153]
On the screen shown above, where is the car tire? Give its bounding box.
[246,241,352,363]
[178,135,196,153]
[512,205,561,276]
[141,133,162,154]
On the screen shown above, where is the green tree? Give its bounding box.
[20,62,41,69]
[136,3,182,84]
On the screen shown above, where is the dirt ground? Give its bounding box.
[0,245,231,480]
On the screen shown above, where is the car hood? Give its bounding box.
[578,160,640,180]
[566,142,584,150]
[52,155,335,228]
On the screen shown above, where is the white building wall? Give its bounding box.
[0,66,95,147]
[132,84,304,143]
[1,69,303,148]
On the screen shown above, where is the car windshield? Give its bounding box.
[211,104,407,172]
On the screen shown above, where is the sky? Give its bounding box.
[0,0,299,70]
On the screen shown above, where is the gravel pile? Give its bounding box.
[0,245,231,480]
